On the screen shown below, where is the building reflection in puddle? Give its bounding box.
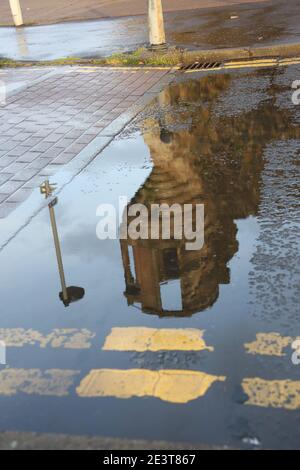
[120,73,300,317]
[40,180,85,307]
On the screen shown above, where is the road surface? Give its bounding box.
[1,0,267,26]
[0,0,299,60]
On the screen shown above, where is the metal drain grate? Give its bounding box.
[179,61,222,71]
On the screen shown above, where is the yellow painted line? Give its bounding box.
[224,61,278,70]
[279,59,300,66]
[242,378,300,410]
[0,328,95,349]
[102,327,213,352]
[280,56,300,63]
[245,332,298,356]
[226,58,278,66]
[76,368,225,403]
[0,369,79,396]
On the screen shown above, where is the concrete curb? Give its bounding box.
[1,42,300,69]
[178,42,300,63]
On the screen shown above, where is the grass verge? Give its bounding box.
[0,48,188,68]
[1,43,300,68]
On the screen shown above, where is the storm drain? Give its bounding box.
[179,61,223,72]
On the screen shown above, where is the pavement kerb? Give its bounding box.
[176,42,300,64]
[2,42,300,69]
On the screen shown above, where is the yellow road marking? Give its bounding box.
[245,332,298,356]
[102,327,213,352]
[242,378,300,410]
[280,56,300,64]
[279,59,300,66]
[76,368,225,403]
[224,63,275,69]
[226,58,278,66]
[0,328,95,349]
[0,369,79,396]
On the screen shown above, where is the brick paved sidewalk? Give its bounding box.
[0,66,171,219]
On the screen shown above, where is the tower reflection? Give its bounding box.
[120,73,300,317]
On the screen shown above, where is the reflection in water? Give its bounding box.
[49,198,85,307]
[40,181,85,307]
[120,73,300,317]
[15,28,29,57]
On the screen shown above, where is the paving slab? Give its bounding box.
[0,66,174,221]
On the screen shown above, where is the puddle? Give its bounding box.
[166,0,300,50]
[0,17,146,61]
[0,66,299,449]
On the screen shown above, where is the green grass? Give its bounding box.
[0,47,189,68]
[0,57,98,68]
[103,48,188,66]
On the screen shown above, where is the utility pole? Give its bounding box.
[148,0,166,50]
[9,0,24,27]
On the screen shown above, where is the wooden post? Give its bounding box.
[148,0,166,49]
[9,0,24,27]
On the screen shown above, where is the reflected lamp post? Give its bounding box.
[40,180,85,307]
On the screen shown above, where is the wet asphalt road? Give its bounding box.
[0,64,299,449]
[0,0,267,26]
[0,0,300,60]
